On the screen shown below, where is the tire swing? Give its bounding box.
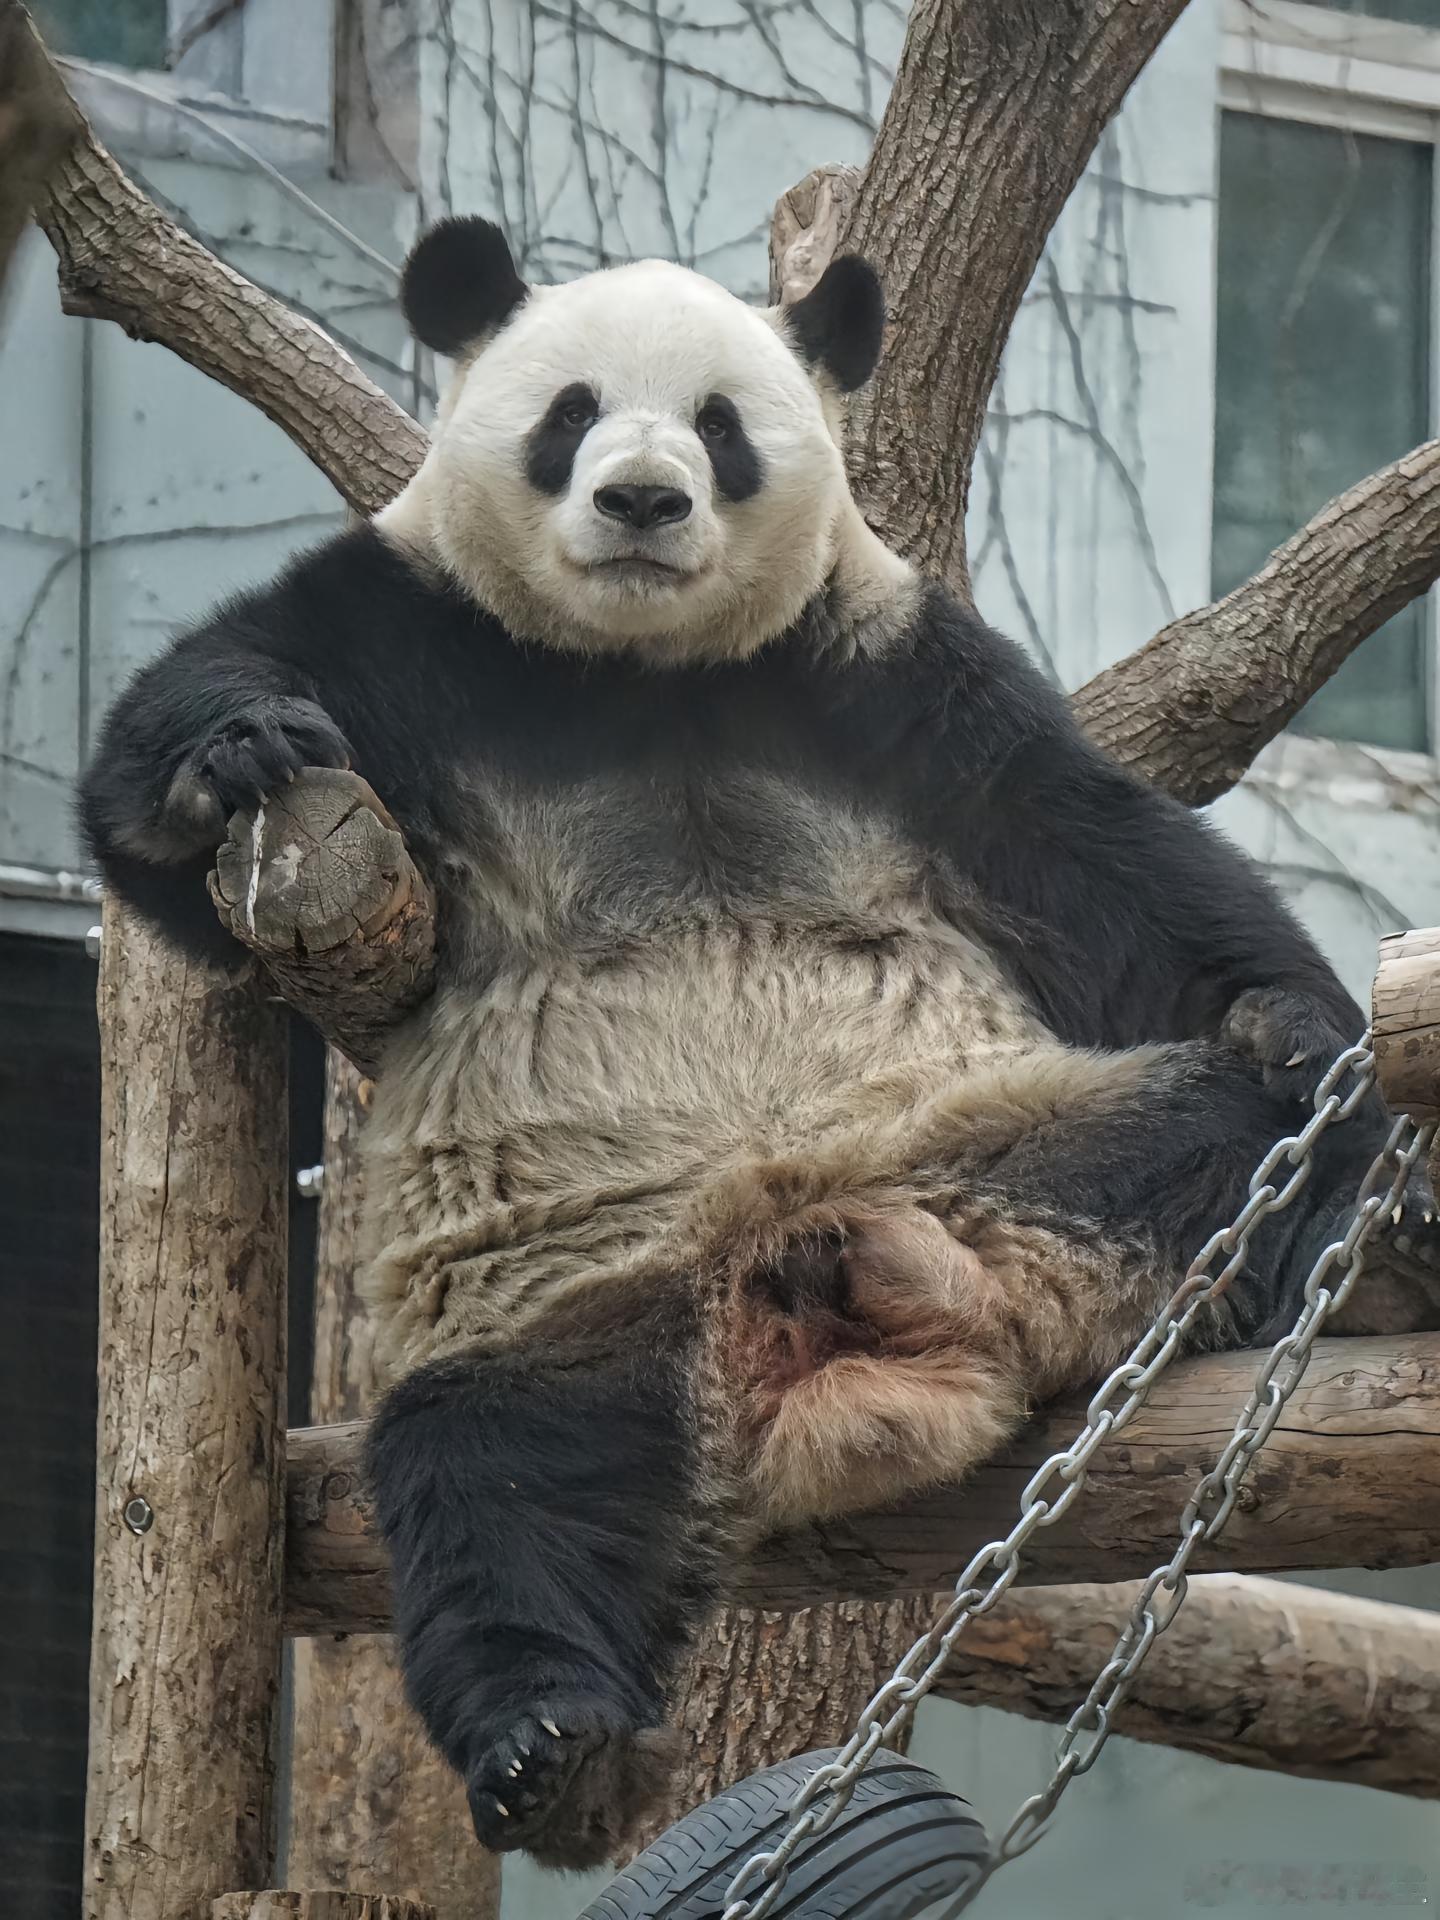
[582,1030,1434,1920]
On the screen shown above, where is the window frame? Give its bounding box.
[53,0,335,174]
[1219,0,1440,771]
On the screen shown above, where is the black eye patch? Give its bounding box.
[525,383,600,494]
[695,394,762,503]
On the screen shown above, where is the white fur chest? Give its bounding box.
[360,875,1047,1377]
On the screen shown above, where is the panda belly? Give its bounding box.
[360,911,1051,1379]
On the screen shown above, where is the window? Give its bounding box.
[1213,111,1432,752]
[1218,0,1440,755]
[30,0,166,68]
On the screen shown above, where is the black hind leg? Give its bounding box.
[972,1040,1389,1344]
[366,1300,723,1868]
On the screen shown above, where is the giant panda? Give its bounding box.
[82,217,1394,1868]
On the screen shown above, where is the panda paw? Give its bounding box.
[466,1696,677,1867]
[1220,986,1354,1108]
[157,697,351,856]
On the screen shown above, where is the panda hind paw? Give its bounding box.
[466,1697,678,1867]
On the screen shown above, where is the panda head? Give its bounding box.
[380,217,906,664]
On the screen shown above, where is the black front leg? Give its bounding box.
[366,1305,724,1868]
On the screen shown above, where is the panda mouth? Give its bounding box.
[583,555,696,584]
[583,552,702,587]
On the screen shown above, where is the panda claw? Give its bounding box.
[495,1800,510,1817]
[541,1716,562,1738]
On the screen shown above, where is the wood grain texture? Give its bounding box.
[210,772,436,1076]
[635,1598,932,1851]
[1373,927,1440,1125]
[286,1055,501,1918]
[213,1897,433,1920]
[283,1334,1440,1629]
[88,899,289,1920]
[935,1573,1440,1799]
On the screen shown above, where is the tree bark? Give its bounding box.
[284,1332,1440,1628]
[210,773,437,1076]
[0,2,76,285]
[1373,927,1440,1126]
[213,1898,433,1920]
[286,1055,500,1919]
[933,1573,1440,1800]
[1071,440,1440,804]
[88,900,289,1920]
[840,0,1192,592]
[635,1600,935,1849]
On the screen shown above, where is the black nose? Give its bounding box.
[593,483,692,530]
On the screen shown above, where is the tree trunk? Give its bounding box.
[285,1054,501,1919]
[842,0,1191,592]
[88,901,289,1920]
[632,1600,935,1847]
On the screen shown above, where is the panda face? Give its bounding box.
[380,223,893,664]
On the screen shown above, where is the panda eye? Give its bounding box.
[696,407,731,444]
[560,398,597,431]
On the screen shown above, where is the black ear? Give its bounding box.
[783,256,884,393]
[401,216,528,356]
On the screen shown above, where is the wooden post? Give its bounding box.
[87,900,289,1920]
[285,1055,501,1917]
[213,1898,433,1920]
[1374,927,1440,1123]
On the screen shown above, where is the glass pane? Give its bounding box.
[31,0,166,68]
[1313,0,1440,24]
[1214,112,1432,752]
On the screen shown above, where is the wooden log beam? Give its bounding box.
[89,900,289,1919]
[1374,927,1440,1126]
[213,1898,434,1920]
[283,1333,1440,1632]
[935,1573,1440,1800]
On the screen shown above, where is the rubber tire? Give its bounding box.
[579,1748,989,1920]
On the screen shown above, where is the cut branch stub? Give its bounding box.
[209,768,436,1074]
[1373,926,1440,1125]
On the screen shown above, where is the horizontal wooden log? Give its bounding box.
[937,1573,1440,1800]
[213,1898,434,1920]
[209,770,437,1075]
[1373,926,1440,1125]
[284,1334,1440,1632]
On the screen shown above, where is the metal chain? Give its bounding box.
[718,1036,1418,1920]
[963,1095,1435,1909]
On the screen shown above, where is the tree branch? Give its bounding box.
[839,0,1192,595]
[284,1334,1440,1631]
[2,1,424,515]
[1071,439,1440,805]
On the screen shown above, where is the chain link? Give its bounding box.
[968,1099,1434,1905]
[719,1036,1427,1920]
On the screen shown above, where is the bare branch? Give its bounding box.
[3,1,424,515]
[1073,439,1440,804]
